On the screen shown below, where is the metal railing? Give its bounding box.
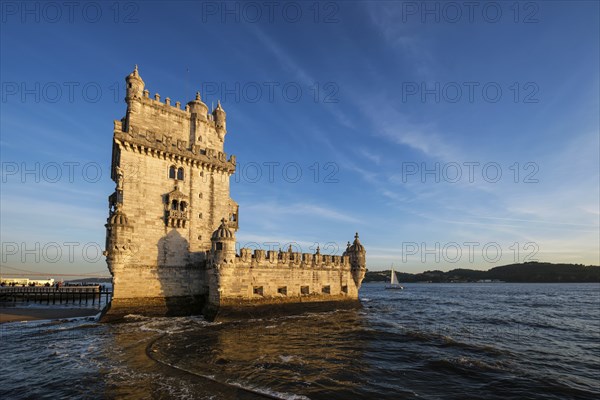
[0,286,112,307]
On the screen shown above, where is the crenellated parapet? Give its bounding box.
[229,247,351,270]
[113,119,236,173]
[125,66,225,126]
[211,232,362,274]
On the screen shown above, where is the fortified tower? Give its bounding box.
[104,66,366,321]
[104,66,238,317]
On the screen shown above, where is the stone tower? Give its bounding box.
[104,66,238,317]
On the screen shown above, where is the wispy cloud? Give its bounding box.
[250,26,313,87]
[358,148,382,165]
[364,2,436,78]
[244,201,360,224]
[362,98,460,161]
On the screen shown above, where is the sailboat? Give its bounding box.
[385,267,404,290]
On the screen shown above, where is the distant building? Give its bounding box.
[0,278,55,286]
[103,66,366,321]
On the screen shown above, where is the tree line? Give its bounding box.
[364,262,600,283]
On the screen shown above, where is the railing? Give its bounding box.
[168,209,188,219]
[0,286,112,307]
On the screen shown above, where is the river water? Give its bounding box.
[1,283,598,399]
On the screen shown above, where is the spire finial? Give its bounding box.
[134,64,138,72]
[196,91,201,101]
[220,217,226,224]
[355,232,359,240]
[288,244,293,253]
[316,245,320,254]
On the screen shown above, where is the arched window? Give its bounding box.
[177,167,184,180]
[180,201,187,212]
[168,165,176,179]
[171,200,178,210]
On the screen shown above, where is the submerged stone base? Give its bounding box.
[203,296,362,321]
[101,296,204,323]
[101,295,361,322]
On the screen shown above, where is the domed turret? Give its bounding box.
[213,100,226,136]
[109,209,130,226]
[125,65,145,100]
[347,232,366,288]
[107,204,130,227]
[348,232,365,253]
[210,218,236,265]
[104,205,134,273]
[187,91,208,121]
[211,218,234,240]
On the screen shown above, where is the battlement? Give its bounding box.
[113,119,236,173]
[130,89,223,123]
[123,66,228,157]
[236,248,350,269]
[140,89,189,116]
[127,91,223,125]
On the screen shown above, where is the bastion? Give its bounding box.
[102,66,366,321]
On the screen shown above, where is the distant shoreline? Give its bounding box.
[364,262,600,283]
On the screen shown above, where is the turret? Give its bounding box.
[210,218,236,265]
[212,100,227,139]
[346,232,366,288]
[125,65,145,101]
[104,204,134,273]
[187,91,209,122]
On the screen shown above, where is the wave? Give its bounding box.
[371,320,509,358]
[147,334,309,400]
[426,356,508,374]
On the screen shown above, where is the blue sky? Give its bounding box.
[1,1,598,277]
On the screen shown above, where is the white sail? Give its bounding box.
[385,266,404,289]
[390,269,399,285]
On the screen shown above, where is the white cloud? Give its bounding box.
[244,201,360,224]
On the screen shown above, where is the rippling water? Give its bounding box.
[1,283,598,399]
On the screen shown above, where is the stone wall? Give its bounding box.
[203,248,361,319]
[111,265,205,299]
[115,141,235,267]
[219,265,358,298]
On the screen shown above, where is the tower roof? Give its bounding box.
[126,64,144,82]
[211,218,234,240]
[188,91,208,111]
[348,232,365,253]
[108,206,129,226]
[214,100,225,113]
